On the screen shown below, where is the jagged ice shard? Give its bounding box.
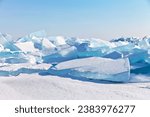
[0,33,20,51]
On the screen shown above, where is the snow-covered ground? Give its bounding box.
[0,72,150,100]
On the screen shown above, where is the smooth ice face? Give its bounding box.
[48,57,130,82]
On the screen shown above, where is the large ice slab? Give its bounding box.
[47,57,130,82]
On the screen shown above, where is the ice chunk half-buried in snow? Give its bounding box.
[48,57,130,82]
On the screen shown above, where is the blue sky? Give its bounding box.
[0,0,150,39]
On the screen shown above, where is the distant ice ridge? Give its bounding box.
[0,30,150,82]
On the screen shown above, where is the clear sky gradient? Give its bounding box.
[0,0,150,40]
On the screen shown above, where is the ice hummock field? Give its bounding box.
[0,31,150,100]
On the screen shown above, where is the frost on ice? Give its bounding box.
[0,31,150,82]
